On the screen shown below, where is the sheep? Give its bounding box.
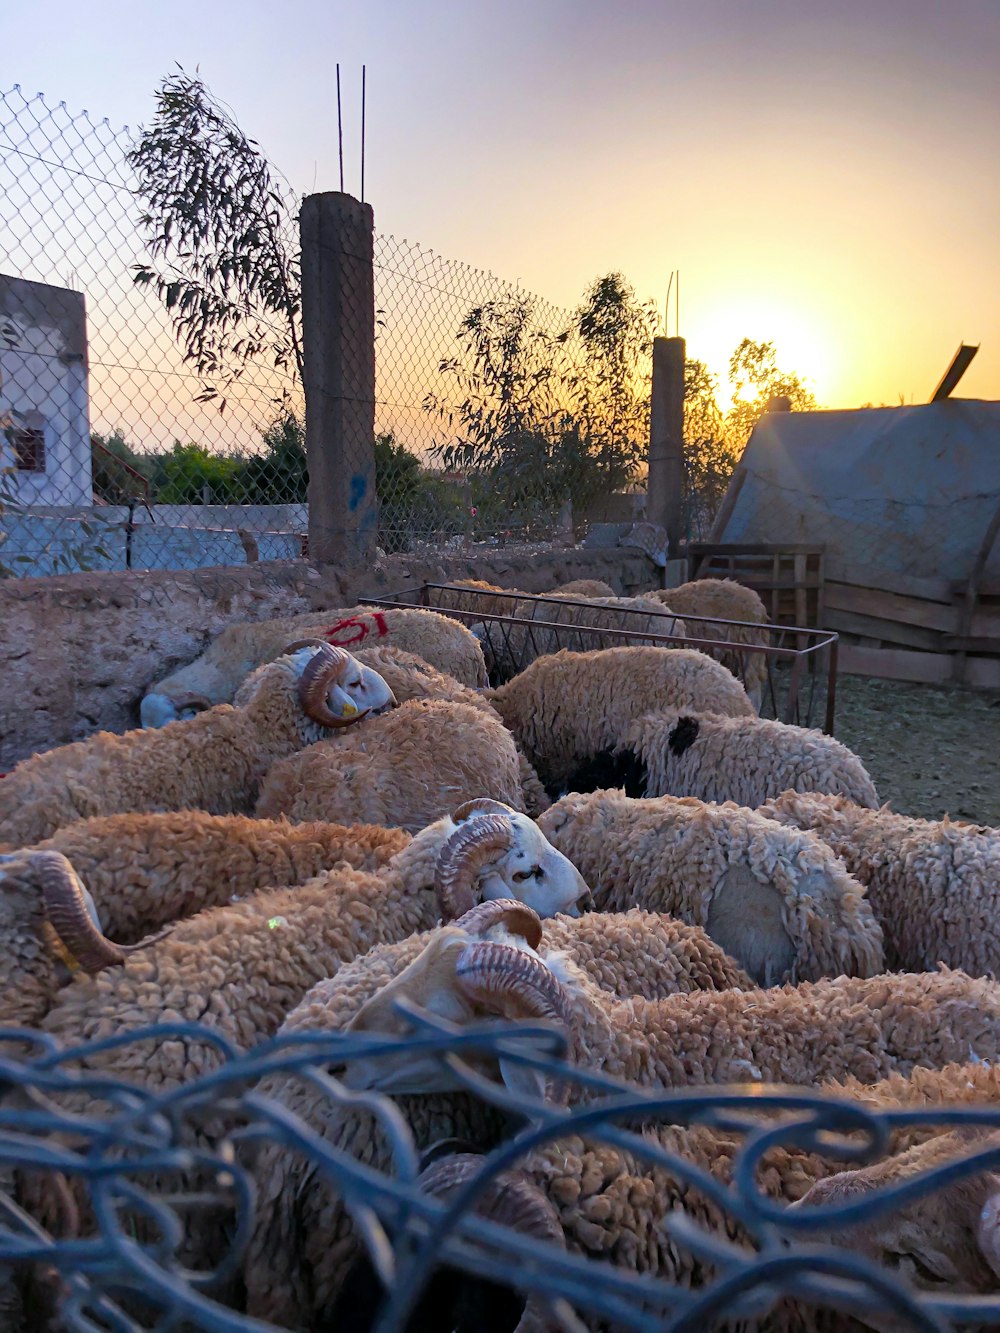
[0,849,171,1031]
[499,1114,1000,1330]
[758,790,1000,975]
[0,643,395,847]
[255,698,529,830]
[562,707,880,809]
[644,577,770,709]
[35,804,590,1086]
[14,811,411,945]
[471,594,687,682]
[545,578,617,598]
[374,1119,1000,1333]
[538,788,884,983]
[16,808,591,1277]
[140,604,488,727]
[250,639,552,815]
[242,897,753,1325]
[330,1149,567,1333]
[487,646,755,797]
[345,929,1000,1100]
[439,578,527,619]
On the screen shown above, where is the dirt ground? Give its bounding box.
[833,673,1000,825]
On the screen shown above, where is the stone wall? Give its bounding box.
[0,547,656,768]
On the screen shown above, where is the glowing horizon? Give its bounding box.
[1,0,997,417]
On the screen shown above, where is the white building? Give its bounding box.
[1,273,92,508]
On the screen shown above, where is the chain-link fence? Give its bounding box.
[0,84,308,581]
[1,83,662,584]
[373,240,652,555]
[3,1016,999,1331]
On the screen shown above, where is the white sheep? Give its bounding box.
[17,807,591,1271]
[643,577,770,710]
[140,604,487,727]
[0,643,395,846]
[538,788,884,982]
[345,925,1000,1100]
[759,789,1000,975]
[13,811,410,946]
[242,897,754,1325]
[255,698,529,830]
[565,707,880,809]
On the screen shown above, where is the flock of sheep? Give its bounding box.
[0,571,999,1331]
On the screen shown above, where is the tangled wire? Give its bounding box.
[0,1013,998,1331]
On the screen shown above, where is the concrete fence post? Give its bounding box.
[646,335,686,561]
[300,191,377,565]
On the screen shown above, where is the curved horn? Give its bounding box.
[282,636,331,654]
[297,643,369,729]
[33,851,172,975]
[453,898,543,951]
[455,940,570,1029]
[419,1152,564,1240]
[172,691,213,714]
[452,797,517,823]
[435,815,516,920]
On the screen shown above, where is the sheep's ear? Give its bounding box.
[667,716,700,755]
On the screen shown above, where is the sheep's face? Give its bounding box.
[344,903,569,1098]
[332,658,397,719]
[287,643,397,728]
[477,811,591,918]
[140,691,215,729]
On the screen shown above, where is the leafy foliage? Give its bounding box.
[128,69,302,414]
[724,338,818,452]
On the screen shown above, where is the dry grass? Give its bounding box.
[834,674,1000,825]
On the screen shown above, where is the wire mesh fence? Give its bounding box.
[1,1016,998,1332]
[0,84,308,581]
[1,82,662,585]
[372,240,653,555]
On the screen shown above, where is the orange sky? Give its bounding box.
[3,0,999,411]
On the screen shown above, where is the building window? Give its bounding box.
[13,427,46,472]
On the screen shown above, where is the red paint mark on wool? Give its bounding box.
[322,611,389,646]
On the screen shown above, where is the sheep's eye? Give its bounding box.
[512,866,542,883]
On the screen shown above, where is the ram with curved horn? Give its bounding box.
[139,603,488,727]
[21,807,591,1281]
[0,850,169,1030]
[343,919,1000,1102]
[242,896,752,1327]
[0,643,395,846]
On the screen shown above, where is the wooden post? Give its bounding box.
[300,192,377,565]
[646,336,686,561]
